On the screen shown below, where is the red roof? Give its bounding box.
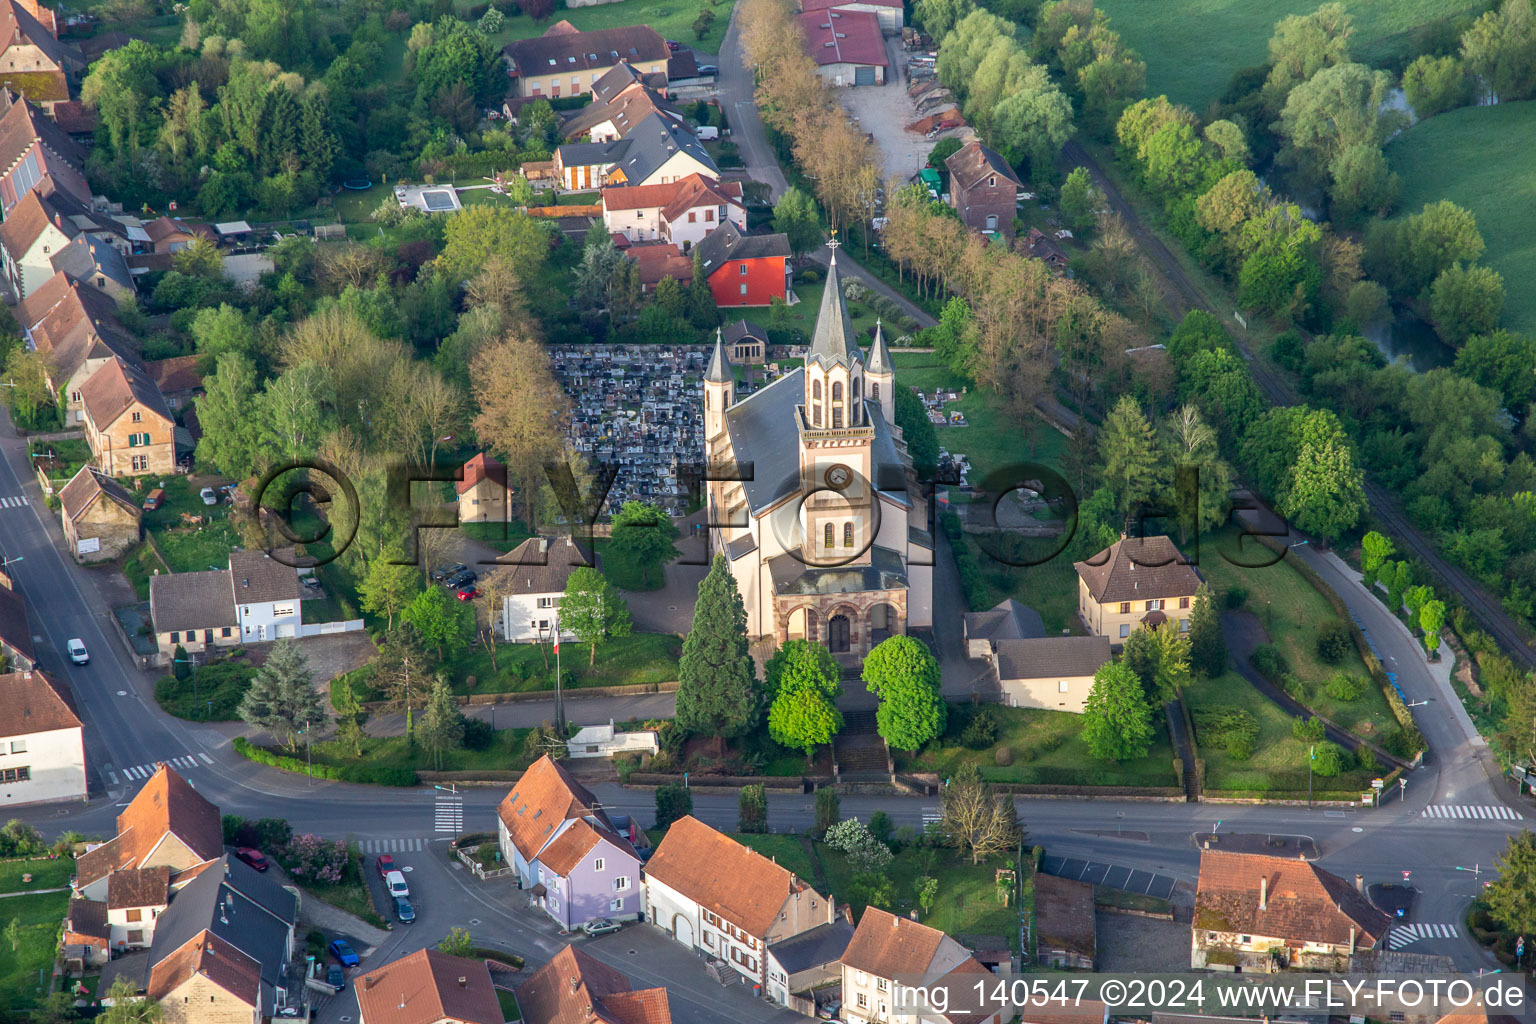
[457,452,505,496]
[628,242,692,289]
[796,9,888,68]
[801,0,902,9]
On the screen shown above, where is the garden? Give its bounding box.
[0,890,70,1010]
[222,817,387,928]
[154,654,259,721]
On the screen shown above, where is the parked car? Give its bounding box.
[697,64,718,75]
[142,488,164,511]
[326,964,345,991]
[234,847,269,872]
[818,999,842,1020]
[66,638,88,665]
[329,939,360,968]
[385,869,410,899]
[199,487,217,505]
[432,563,468,582]
[455,585,478,602]
[375,854,397,879]
[443,570,477,589]
[301,575,323,590]
[581,917,622,937]
[666,39,681,50]
[394,897,415,923]
[696,125,719,141]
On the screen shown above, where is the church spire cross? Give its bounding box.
[826,232,840,252]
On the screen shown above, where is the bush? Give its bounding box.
[461,716,494,751]
[1223,586,1248,609]
[655,784,692,830]
[960,706,999,749]
[1316,620,1353,664]
[1324,672,1365,702]
[1355,743,1379,773]
[1269,330,1305,372]
[1194,706,1260,761]
[231,737,417,785]
[222,814,294,850]
[994,745,1014,766]
[1310,741,1344,777]
[1292,716,1326,743]
[173,644,190,680]
[1250,644,1290,684]
[339,764,419,786]
[281,833,350,884]
[798,268,822,284]
[1280,672,1309,700]
[814,787,840,836]
[868,809,893,844]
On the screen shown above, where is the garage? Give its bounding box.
[854,65,876,86]
[672,914,694,947]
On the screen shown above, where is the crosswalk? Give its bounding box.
[1421,804,1523,820]
[359,838,428,854]
[0,495,28,509]
[922,807,941,826]
[106,753,213,786]
[1389,923,1460,949]
[435,794,464,834]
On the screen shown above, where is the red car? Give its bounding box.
[376,854,397,879]
[456,586,478,602]
[234,848,269,872]
[666,39,681,51]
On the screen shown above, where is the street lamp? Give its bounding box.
[174,652,198,709]
[1307,745,1315,808]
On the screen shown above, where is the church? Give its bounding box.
[701,245,933,658]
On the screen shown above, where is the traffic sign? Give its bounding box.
[1371,778,1385,790]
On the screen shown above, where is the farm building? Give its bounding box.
[797,9,887,86]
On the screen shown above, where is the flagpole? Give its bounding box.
[554,614,564,735]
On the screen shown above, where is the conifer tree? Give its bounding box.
[676,555,758,737]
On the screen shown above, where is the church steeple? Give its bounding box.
[866,318,892,375]
[703,326,733,440]
[807,239,862,370]
[705,325,732,383]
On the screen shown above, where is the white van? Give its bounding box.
[696,125,720,141]
[385,870,410,899]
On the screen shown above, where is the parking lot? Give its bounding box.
[834,34,953,182]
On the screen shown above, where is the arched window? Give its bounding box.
[831,381,842,402]
[872,382,880,401]
[813,379,822,400]
[824,522,834,549]
[843,522,853,546]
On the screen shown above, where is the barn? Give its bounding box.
[796,8,888,86]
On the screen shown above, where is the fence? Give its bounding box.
[274,619,365,639]
[359,680,679,712]
[456,843,516,880]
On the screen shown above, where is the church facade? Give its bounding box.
[701,247,933,657]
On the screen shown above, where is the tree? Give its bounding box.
[1262,2,1354,111]
[376,623,431,735]
[1082,661,1154,761]
[863,636,946,751]
[439,927,474,957]
[1485,829,1536,934]
[814,787,841,835]
[1161,403,1232,539]
[1202,119,1250,165]
[1360,531,1395,588]
[1149,622,1192,702]
[1098,395,1160,517]
[1275,63,1398,187]
[1460,0,1536,103]
[419,679,464,769]
[359,549,419,629]
[990,73,1075,175]
[261,361,332,463]
[469,333,568,525]
[560,567,632,667]
[1059,166,1104,233]
[1429,263,1505,346]
[676,556,758,737]
[1455,331,1536,411]
[1404,585,1432,631]
[1187,585,1226,677]
[100,976,164,1024]
[824,818,895,873]
[608,501,680,587]
[1277,409,1367,541]
[237,640,326,753]
[654,784,692,830]
[439,206,552,284]
[195,352,267,477]
[774,186,822,259]
[1327,143,1399,226]
[1403,54,1470,117]
[738,784,767,833]
[403,586,471,659]
[172,236,224,278]
[766,640,844,761]
[1420,599,1446,656]
[939,762,1021,864]
[333,679,366,759]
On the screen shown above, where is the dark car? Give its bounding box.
[394,897,416,923]
[326,964,345,991]
[697,64,719,75]
[234,848,269,872]
[444,570,477,589]
[375,854,397,879]
[456,585,478,602]
[329,939,360,968]
[432,563,468,582]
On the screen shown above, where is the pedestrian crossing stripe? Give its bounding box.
[435,795,464,833]
[0,496,27,508]
[118,756,201,781]
[105,769,118,785]
[1389,923,1460,949]
[1421,804,1522,820]
[199,753,214,764]
[360,838,428,853]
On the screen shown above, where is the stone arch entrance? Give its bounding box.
[827,614,851,653]
[786,606,819,643]
[868,602,897,645]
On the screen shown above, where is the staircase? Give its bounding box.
[1165,700,1201,802]
[835,710,891,780]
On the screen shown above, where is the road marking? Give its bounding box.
[1422,804,1522,820]
[105,769,118,785]
[434,795,464,834]
[199,753,214,765]
[1389,923,1461,949]
[360,838,428,853]
[0,496,28,508]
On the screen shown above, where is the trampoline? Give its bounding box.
[342,178,373,190]
[421,189,458,212]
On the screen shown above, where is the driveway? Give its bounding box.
[835,35,946,182]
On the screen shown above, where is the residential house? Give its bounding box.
[797,8,888,86]
[503,22,668,100]
[228,547,305,644]
[643,815,836,1001]
[557,111,718,191]
[841,907,1006,1024]
[0,668,85,805]
[590,59,668,104]
[562,77,682,143]
[628,240,693,293]
[765,920,855,1013]
[13,270,137,424]
[962,598,1042,659]
[515,944,672,1024]
[491,535,592,643]
[0,87,88,210]
[147,570,239,662]
[106,865,171,952]
[63,897,109,969]
[141,216,214,254]
[695,220,791,306]
[355,948,505,1024]
[0,0,84,112]
[457,451,512,524]
[495,754,643,929]
[801,0,904,33]
[1192,849,1391,971]
[991,636,1111,712]
[601,172,744,249]
[721,318,769,365]
[946,141,1023,238]
[58,464,141,562]
[80,355,175,477]
[1073,533,1203,641]
[1034,873,1095,970]
[554,135,626,190]
[1019,1004,1111,1024]
[143,354,203,409]
[0,567,35,668]
[146,931,264,1024]
[50,229,134,298]
[74,764,223,902]
[0,185,73,295]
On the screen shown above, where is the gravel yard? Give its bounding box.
[1094,911,1194,972]
[834,34,956,182]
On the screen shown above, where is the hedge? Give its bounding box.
[232,737,418,786]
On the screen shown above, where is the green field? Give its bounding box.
[1386,100,1536,335]
[464,0,731,56]
[1095,0,1483,109]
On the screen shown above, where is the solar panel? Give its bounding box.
[421,190,457,212]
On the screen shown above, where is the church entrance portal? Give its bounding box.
[828,615,851,653]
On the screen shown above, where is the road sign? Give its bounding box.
[1403,870,1412,881]
[1372,778,1385,790]
[1518,935,1525,957]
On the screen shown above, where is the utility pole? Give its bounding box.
[1307,745,1315,808]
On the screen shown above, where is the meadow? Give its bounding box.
[1386,99,1536,335]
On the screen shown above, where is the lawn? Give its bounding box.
[778,280,881,343]
[497,991,521,1020]
[593,537,670,591]
[1095,0,1485,109]
[287,846,387,929]
[731,834,821,882]
[119,475,240,575]
[303,727,538,775]
[0,890,71,1009]
[155,657,259,721]
[1197,526,1394,741]
[460,520,535,553]
[897,704,1179,788]
[463,0,732,55]
[948,526,1083,628]
[0,858,73,893]
[1386,100,1536,335]
[120,541,170,601]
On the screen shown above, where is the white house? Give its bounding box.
[490,535,590,643]
[601,173,745,250]
[565,721,660,760]
[227,549,304,643]
[842,907,1008,1024]
[0,669,86,806]
[0,187,74,298]
[643,816,836,1002]
[105,866,170,952]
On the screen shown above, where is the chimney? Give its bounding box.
[1259,876,1266,911]
[53,212,60,227]
[458,976,467,988]
[364,974,376,990]
[1355,874,1364,894]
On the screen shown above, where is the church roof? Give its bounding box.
[866,320,892,375]
[807,249,863,369]
[768,544,908,596]
[705,326,731,383]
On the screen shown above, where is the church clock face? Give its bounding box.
[824,464,852,490]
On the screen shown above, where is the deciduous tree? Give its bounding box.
[1082,661,1154,761]
[608,501,680,587]
[560,567,632,667]
[403,586,472,659]
[939,762,1021,864]
[773,186,822,259]
[1430,263,1505,345]
[766,640,843,760]
[863,636,946,751]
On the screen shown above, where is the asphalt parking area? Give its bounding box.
[1040,855,1177,900]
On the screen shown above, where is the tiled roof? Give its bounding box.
[597,988,674,1024]
[841,906,947,978]
[695,221,789,277]
[0,88,83,180]
[564,83,681,141]
[963,598,1044,642]
[457,451,506,495]
[484,536,594,600]
[515,944,672,1024]
[801,0,902,9]
[612,112,716,185]
[946,140,1023,193]
[1195,850,1391,948]
[1073,534,1203,604]
[147,930,262,1008]
[16,270,137,384]
[52,230,134,292]
[65,896,107,940]
[0,186,63,257]
[643,815,821,937]
[149,570,237,634]
[659,174,741,225]
[505,24,667,77]
[143,354,203,394]
[228,548,302,605]
[107,865,172,909]
[1017,1000,1111,1024]
[602,178,688,212]
[1034,873,1096,957]
[76,764,222,887]
[58,465,137,523]
[0,669,79,739]
[497,754,618,864]
[0,580,33,663]
[796,8,888,68]
[993,635,1111,681]
[49,100,95,134]
[628,241,692,289]
[537,817,607,876]
[0,0,83,72]
[354,948,503,1024]
[768,919,855,974]
[79,356,170,431]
